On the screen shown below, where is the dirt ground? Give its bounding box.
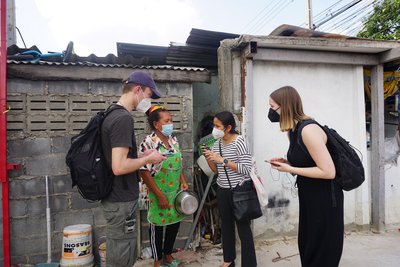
[135,230,400,267]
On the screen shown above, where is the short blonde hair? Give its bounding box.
[270,86,313,132]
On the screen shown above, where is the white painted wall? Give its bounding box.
[384,122,400,227]
[245,61,370,236]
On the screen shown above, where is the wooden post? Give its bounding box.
[370,64,385,232]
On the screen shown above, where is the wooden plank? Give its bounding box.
[251,48,379,65]
[7,64,211,83]
[370,64,385,232]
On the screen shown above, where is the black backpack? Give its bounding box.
[66,105,123,201]
[297,120,365,191]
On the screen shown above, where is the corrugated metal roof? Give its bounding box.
[117,43,168,65]
[117,28,240,70]
[6,60,207,72]
[7,28,240,70]
[186,28,239,47]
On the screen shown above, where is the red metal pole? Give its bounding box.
[0,0,11,266]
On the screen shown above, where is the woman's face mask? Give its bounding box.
[268,107,280,123]
[161,123,174,137]
[212,127,225,139]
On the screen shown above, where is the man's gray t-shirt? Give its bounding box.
[101,107,139,202]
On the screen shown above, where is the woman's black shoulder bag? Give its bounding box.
[219,140,262,222]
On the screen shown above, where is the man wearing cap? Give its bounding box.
[101,70,165,266]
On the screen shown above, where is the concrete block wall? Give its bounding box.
[4,77,194,265]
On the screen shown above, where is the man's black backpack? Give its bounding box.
[65,105,123,201]
[298,120,365,191]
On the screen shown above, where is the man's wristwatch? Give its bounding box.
[222,158,228,166]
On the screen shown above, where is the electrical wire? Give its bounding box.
[326,0,376,33]
[240,0,278,33]
[246,0,284,34]
[313,0,363,30]
[311,0,346,26]
[15,26,27,48]
[252,0,294,34]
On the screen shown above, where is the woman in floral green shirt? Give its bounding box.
[139,106,188,267]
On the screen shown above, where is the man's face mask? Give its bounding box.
[136,88,152,113]
[268,107,280,123]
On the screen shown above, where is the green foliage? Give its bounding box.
[357,0,400,40]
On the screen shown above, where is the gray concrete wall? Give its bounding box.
[4,76,194,265]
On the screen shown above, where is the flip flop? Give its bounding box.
[163,259,183,267]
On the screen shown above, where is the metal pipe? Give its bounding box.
[0,0,11,266]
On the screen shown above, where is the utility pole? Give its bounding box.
[6,0,15,46]
[305,0,313,30]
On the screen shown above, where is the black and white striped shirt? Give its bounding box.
[212,135,252,189]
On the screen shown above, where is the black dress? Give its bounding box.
[287,121,344,267]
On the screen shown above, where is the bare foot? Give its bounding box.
[220,262,233,267]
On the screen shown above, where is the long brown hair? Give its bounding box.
[270,86,313,131]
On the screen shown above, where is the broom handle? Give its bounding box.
[46,175,51,263]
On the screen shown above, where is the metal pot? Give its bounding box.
[174,190,199,216]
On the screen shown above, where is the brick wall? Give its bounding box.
[4,77,194,265]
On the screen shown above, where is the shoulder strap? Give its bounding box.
[296,120,320,153]
[219,140,233,190]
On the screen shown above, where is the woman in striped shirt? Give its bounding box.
[203,111,257,267]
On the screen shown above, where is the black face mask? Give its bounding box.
[268,108,280,123]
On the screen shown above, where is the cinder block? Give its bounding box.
[52,231,63,251]
[71,192,99,210]
[10,255,28,265]
[11,216,47,237]
[53,211,94,232]
[155,83,167,96]
[49,195,69,213]
[26,197,46,216]
[7,79,46,94]
[51,175,74,194]
[9,177,46,199]
[166,83,192,96]
[9,199,27,217]
[29,253,51,265]
[175,133,193,151]
[25,154,68,176]
[48,81,89,94]
[10,235,47,256]
[90,81,122,95]
[7,138,51,158]
[52,135,73,153]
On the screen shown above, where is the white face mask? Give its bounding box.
[136,89,152,113]
[212,127,225,139]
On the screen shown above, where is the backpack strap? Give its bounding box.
[296,120,337,208]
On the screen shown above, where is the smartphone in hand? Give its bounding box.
[265,160,280,167]
[201,144,211,151]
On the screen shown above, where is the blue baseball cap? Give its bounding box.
[126,71,161,99]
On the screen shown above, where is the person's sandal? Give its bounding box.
[219,262,235,267]
[163,258,183,267]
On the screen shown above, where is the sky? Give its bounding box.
[13,0,373,56]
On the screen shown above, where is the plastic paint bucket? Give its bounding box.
[60,224,94,267]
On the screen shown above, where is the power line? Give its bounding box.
[326,0,376,32]
[240,0,277,33]
[247,0,287,34]
[252,0,294,34]
[314,0,363,30]
[244,0,282,33]
[312,0,345,25]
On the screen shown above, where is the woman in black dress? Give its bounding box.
[267,86,344,267]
